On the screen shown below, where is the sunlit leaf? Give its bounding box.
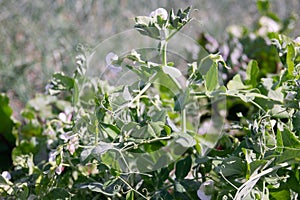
[205,63,219,92]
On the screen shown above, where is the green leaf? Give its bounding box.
[151,110,167,122]
[73,79,79,105]
[0,175,9,184]
[175,156,192,180]
[270,104,289,118]
[276,149,300,164]
[276,125,284,153]
[154,70,181,96]
[0,94,15,144]
[92,142,115,160]
[21,109,35,120]
[19,185,29,200]
[270,189,290,200]
[80,148,93,163]
[21,122,42,136]
[174,181,186,193]
[162,66,182,78]
[268,88,284,103]
[286,43,295,76]
[169,7,191,30]
[133,121,164,138]
[49,72,74,95]
[275,126,300,163]
[257,0,269,13]
[249,160,268,176]
[174,133,196,148]
[227,74,249,90]
[280,128,300,148]
[292,111,300,133]
[219,156,246,177]
[134,16,152,26]
[246,60,259,87]
[100,123,120,139]
[205,63,219,92]
[174,89,190,111]
[126,190,135,200]
[134,24,160,40]
[44,188,70,200]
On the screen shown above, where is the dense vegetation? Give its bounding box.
[1,1,300,199]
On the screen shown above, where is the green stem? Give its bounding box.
[114,82,152,114]
[161,40,168,66]
[181,108,186,133]
[95,119,99,145]
[118,176,148,199]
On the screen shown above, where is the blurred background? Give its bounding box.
[1,0,299,115]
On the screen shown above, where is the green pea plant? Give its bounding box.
[0,7,227,200]
[1,2,300,200]
[193,1,300,198]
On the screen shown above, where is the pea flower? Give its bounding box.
[58,112,72,123]
[1,171,11,180]
[197,180,214,200]
[55,164,64,175]
[258,16,280,35]
[67,135,79,155]
[59,131,73,142]
[106,52,122,72]
[294,36,300,44]
[48,151,56,162]
[149,8,168,20]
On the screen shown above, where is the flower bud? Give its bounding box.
[150,8,168,20]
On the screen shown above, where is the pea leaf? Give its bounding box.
[44,188,70,200]
[270,189,290,200]
[205,63,219,92]
[162,66,182,78]
[174,89,190,111]
[175,156,192,180]
[227,74,249,90]
[126,190,135,200]
[48,72,74,95]
[219,156,246,177]
[286,43,295,76]
[246,60,259,87]
[92,142,115,160]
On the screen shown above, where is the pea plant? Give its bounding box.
[1,3,300,200]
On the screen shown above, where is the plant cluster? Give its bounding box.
[1,1,300,199]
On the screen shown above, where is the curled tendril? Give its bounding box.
[113,184,121,192]
[119,187,130,195]
[142,188,149,196]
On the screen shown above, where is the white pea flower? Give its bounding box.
[67,136,79,155]
[44,83,53,94]
[58,112,72,123]
[1,171,11,180]
[258,16,280,35]
[48,151,56,162]
[149,8,168,20]
[59,131,73,142]
[47,139,54,149]
[285,91,296,101]
[55,164,65,175]
[294,36,300,44]
[197,180,214,200]
[105,52,122,72]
